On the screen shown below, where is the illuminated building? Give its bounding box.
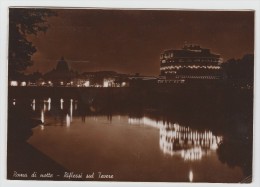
[103,78,115,87]
[44,57,75,86]
[160,44,223,82]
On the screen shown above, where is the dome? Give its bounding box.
[56,57,69,72]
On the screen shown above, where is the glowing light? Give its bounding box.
[32,99,36,111]
[160,65,221,70]
[83,81,90,87]
[48,81,53,86]
[182,147,203,161]
[210,137,218,150]
[103,78,114,87]
[70,99,73,122]
[122,82,126,87]
[10,81,18,86]
[40,125,44,130]
[60,98,64,109]
[43,103,47,111]
[21,81,26,86]
[103,80,109,87]
[41,110,44,123]
[66,114,71,127]
[75,102,78,110]
[47,98,51,111]
[12,99,16,106]
[189,170,193,182]
[128,116,223,161]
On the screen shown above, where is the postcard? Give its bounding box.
[3,5,256,185]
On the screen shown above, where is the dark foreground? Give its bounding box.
[7,106,67,180]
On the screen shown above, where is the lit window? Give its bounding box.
[122,82,126,87]
[84,81,90,87]
[103,80,109,87]
[10,81,18,86]
[21,81,26,86]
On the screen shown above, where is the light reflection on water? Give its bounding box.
[40,110,44,123]
[189,170,193,182]
[33,98,223,170]
[32,99,35,111]
[66,114,71,126]
[12,98,246,182]
[129,116,222,161]
[28,98,223,160]
[70,99,73,122]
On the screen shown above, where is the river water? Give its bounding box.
[9,95,250,183]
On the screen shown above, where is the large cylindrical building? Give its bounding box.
[160,44,223,82]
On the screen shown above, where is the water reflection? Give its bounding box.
[70,99,73,122]
[41,110,44,123]
[29,98,223,160]
[47,98,51,111]
[75,100,78,110]
[60,98,64,110]
[40,124,44,130]
[189,170,193,182]
[10,97,251,181]
[129,116,223,161]
[32,99,35,111]
[43,102,47,111]
[23,98,223,160]
[66,114,71,127]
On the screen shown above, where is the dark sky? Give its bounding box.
[26,9,254,76]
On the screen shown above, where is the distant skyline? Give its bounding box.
[23,9,254,76]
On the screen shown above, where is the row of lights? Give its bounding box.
[175,75,220,79]
[157,80,185,84]
[10,80,128,87]
[160,65,221,70]
[161,59,220,63]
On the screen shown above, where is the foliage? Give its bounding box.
[9,8,56,79]
[221,54,254,86]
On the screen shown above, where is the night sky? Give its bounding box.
[25,9,254,76]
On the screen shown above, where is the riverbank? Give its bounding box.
[7,105,67,180]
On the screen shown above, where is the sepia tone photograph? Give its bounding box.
[7,8,254,183]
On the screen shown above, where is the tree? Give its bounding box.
[9,8,56,79]
[221,54,254,87]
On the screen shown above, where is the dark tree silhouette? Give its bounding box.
[221,54,254,87]
[27,71,43,82]
[9,8,56,79]
[217,138,252,178]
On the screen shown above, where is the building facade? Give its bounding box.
[160,44,223,82]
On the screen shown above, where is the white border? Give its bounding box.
[1,0,259,187]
